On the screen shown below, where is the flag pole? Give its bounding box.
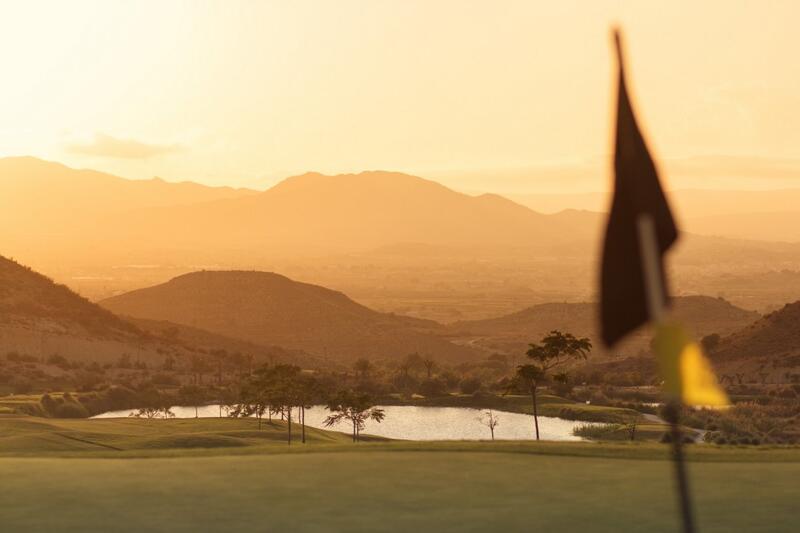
[636,213,696,533]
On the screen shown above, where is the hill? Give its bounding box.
[0,256,309,371]
[711,301,800,381]
[0,255,142,340]
[446,296,759,358]
[100,270,480,363]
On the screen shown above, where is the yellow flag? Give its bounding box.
[653,323,729,406]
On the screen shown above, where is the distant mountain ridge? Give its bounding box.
[100,270,480,363]
[104,169,599,252]
[0,157,257,250]
[446,296,760,358]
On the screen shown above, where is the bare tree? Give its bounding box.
[478,410,500,440]
[422,357,437,379]
[627,415,638,441]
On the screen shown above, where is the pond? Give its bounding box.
[93,405,590,441]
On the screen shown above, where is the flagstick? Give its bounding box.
[637,214,696,533]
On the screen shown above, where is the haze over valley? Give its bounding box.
[4,156,800,324]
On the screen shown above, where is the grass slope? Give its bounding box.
[1,416,798,532]
[1,448,798,532]
[0,415,373,455]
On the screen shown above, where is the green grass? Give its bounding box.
[0,394,46,416]
[574,422,669,442]
[1,415,799,532]
[0,415,376,455]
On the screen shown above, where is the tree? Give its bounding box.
[178,384,204,418]
[515,364,545,440]
[295,373,321,444]
[422,357,437,379]
[626,415,638,441]
[518,330,592,440]
[130,406,161,419]
[353,358,372,380]
[324,390,385,442]
[231,377,269,429]
[219,384,241,418]
[701,333,721,353]
[400,353,425,378]
[210,349,228,385]
[190,355,211,385]
[478,410,499,440]
[238,364,304,443]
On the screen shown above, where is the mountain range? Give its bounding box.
[5,156,800,319]
[445,296,760,359]
[512,188,800,242]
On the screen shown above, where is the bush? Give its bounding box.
[151,373,180,386]
[46,354,71,370]
[6,351,37,363]
[54,401,89,418]
[418,378,447,397]
[458,377,482,395]
[551,381,574,397]
[41,393,59,415]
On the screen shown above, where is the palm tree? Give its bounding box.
[515,364,545,440]
[517,330,592,441]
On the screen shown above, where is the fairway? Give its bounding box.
[1,445,798,531]
[0,416,798,531]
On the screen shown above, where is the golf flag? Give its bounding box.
[600,31,727,406]
[653,323,729,406]
[600,32,678,348]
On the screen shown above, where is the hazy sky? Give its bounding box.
[1,1,799,193]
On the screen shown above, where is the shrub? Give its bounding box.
[573,423,620,440]
[41,393,60,415]
[54,401,89,418]
[7,351,37,363]
[458,377,481,395]
[46,354,71,369]
[151,373,180,386]
[418,378,447,397]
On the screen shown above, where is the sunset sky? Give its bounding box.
[1,1,799,193]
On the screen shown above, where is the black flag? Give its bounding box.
[600,32,678,347]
